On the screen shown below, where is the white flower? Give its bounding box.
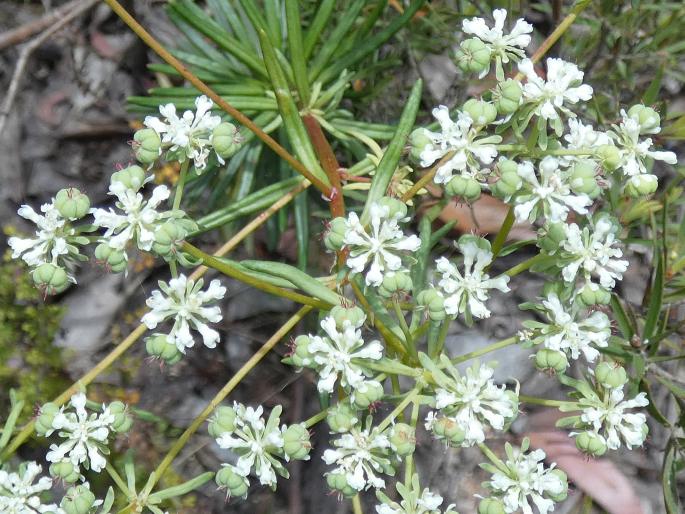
[610,110,677,177]
[519,58,593,121]
[0,462,62,514]
[215,403,288,487]
[375,474,455,514]
[576,388,649,450]
[462,9,533,77]
[529,294,610,362]
[486,443,566,514]
[435,238,510,320]
[141,274,226,353]
[513,157,592,223]
[562,119,610,165]
[91,180,171,255]
[8,203,79,279]
[308,316,383,394]
[323,426,394,492]
[343,204,421,287]
[144,95,222,170]
[420,106,501,184]
[426,362,517,446]
[561,217,628,290]
[44,393,116,474]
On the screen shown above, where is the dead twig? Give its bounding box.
[0,0,87,51]
[0,0,98,137]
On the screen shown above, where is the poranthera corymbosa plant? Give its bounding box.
[2,1,683,513]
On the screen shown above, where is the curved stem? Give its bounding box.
[102,0,332,196]
[449,336,518,366]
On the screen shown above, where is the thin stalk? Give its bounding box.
[103,0,332,196]
[478,443,509,475]
[450,337,518,365]
[141,306,312,495]
[172,160,190,211]
[352,494,364,514]
[377,387,422,432]
[106,463,131,497]
[304,409,328,428]
[503,253,546,277]
[401,150,456,203]
[404,399,420,487]
[429,320,451,359]
[518,395,571,408]
[393,299,416,358]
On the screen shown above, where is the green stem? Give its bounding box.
[172,160,190,211]
[429,319,451,359]
[393,299,416,358]
[404,399,420,487]
[377,387,422,432]
[503,253,546,277]
[519,395,570,408]
[449,336,518,365]
[352,494,364,514]
[478,443,509,475]
[106,463,131,497]
[304,409,328,428]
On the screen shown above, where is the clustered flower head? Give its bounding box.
[212,402,311,498]
[375,474,458,514]
[141,274,226,354]
[424,357,518,447]
[481,439,568,514]
[0,461,61,514]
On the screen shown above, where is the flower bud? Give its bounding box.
[326,402,359,433]
[145,334,183,365]
[32,263,69,295]
[534,349,569,374]
[208,406,237,438]
[537,222,567,254]
[548,469,569,502]
[454,38,492,74]
[596,145,621,171]
[377,197,408,220]
[445,175,481,202]
[283,423,312,460]
[35,402,59,435]
[378,271,413,298]
[108,401,133,433]
[389,423,416,456]
[60,484,96,514]
[111,165,146,191]
[493,79,522,115]
[94,243,127,273]
[491,160,522,199]
[212,122,244,158]
[133,128,161,164]
[409,128,433,163]
[478,498,506,514]
[578,282,611,306]
[575,430,607,457]
[288,335,313,368]
[352,380,384,410]
[431,416,466,446]
[463,99,498,126]
[326,471,357,498]
[569,160,600,198]
[594,362,627,389]
[330,306,366,329]
[216,466,249,498]
[624,174,658,197]
[152,220,187,259]
[324,217,348,251]
[49,460,80,483]
[54,188,90,220]
[627,105,660,134]
[416,289,446,321]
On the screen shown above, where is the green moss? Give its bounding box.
[0,252,68,420]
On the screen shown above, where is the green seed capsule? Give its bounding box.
[478,498,506,514]
[378,271,413,298]
[389,423,416,456]
[35,402,60,435]
[569,160,601,198]
[326,471,357,498]
[326,402,359,433]
[208,406,237,438]
[60,485,96,514]
[537,222,567,254]
[594,362,628,389]
[416,289,446,321]
[534,349,569,374]
[212,122,244,159]
[409,127,433,163]
[578,282,611,306]
[445,175,481,202]
[330,305,366,329]
[32,263,69,295]
[548,469,569,502]
[324,217,348,251]
[49,460,80,483]
[145,334,183,365]
[454,38,492,74]
[215,466,249,498]
[111,165,146,190]
[54,188,90,220]
[283,423,312,460]
[627,104,660,134]
[596,145,621,171]
[575,430,607,457]
[352,380,384,410]
[108,401,133,433]
[463,99,498,125]
[493,79,523,115]
[377,196,408,220]
[133,128,161,164]
[94,243,127,273]
[624,174,658,197]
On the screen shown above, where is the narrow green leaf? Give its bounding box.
[642,65,664,105]
[264,0,284,48]
[294,189,309,270]
[361,79,422,223]
[662,441,682,514]
[148,472,215,502]
[610,294,635,339]
[303,0,336,59]
[285,0,310,105]
[257,28,329,186]
[644,243,664,344]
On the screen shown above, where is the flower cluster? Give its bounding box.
[424,357,518,447]
[211,402,311,498]
[375,474,458,514]
[480,440,568,514]
[0,461,61,514]
[36,393,131,477]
